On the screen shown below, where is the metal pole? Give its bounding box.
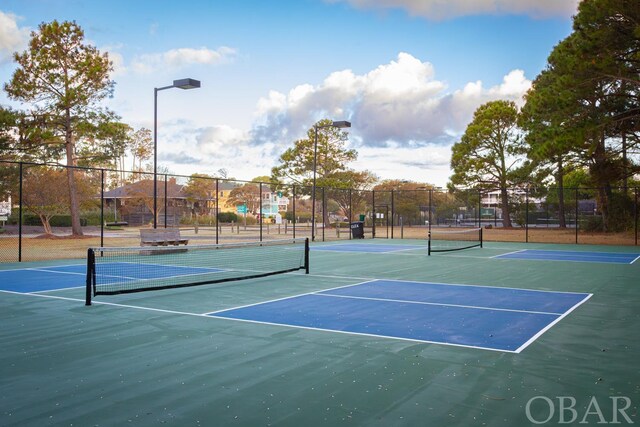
[525,188,529,243]
[164,174,168,228]
[259,182,263,242]
[153,88,158,229]
[349,189,352,240]
[18,162,23,262]
[215,178,219,244]
[372,190,376,238]
[311,126,318,242]
[575,187,579,244]
[478,190,482,229]
[634,187,638,246]
[292,185,296,239]
[429,189,432,233]
[391,190,394,239]
[100,169,104,248]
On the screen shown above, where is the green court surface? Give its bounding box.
[1,240,639,426]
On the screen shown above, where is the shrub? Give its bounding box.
[217,212,238,223]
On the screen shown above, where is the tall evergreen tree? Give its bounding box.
[450,100,528,228]
[4,20,115,236]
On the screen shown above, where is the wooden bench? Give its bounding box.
[140,228,189,247]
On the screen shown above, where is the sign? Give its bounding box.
[0,198,10,216]
[0,215,7,222]
[236,204,247,214]
[481,207,495,217]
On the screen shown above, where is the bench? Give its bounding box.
[140,228,189,247]
[106,221,128,227]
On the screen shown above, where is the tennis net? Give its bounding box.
[85,238,309,305]
[428,228,483,255]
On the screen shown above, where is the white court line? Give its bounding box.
[206,315,518,353]
[1,277,588,354]
[0,290,209,318]
[1,288,517,353]
[629,255,640,265]
[492,255,635,265]
[514,293,593,353]
[491,249,527,259]
[302,273,592,296]
[23,267,85,276]
[315,292,564,316]
[203,279,378,315]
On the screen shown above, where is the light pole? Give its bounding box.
[311,120,351,241]
[153,78,201,228]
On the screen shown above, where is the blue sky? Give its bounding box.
[0,0,576,186]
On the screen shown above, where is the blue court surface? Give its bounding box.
[210,279,592,353]
[0,263,224,293]
[312,243,425,253]
[494,249,640,264]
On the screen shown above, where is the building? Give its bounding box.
[102,178,241,226]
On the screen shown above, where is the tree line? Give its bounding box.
[1,0,639,235]
[450,0,639,231]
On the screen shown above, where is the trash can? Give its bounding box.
[359,214,366,221]
[350,221,364,239]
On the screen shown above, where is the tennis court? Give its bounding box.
[1,238,639,426]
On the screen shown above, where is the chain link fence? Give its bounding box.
[0,161,637,262]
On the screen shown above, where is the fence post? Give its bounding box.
[429,189,433,233]
[391,190,395,239]
[575,187,579,244]
[292,185,296,239]
[372,190,376,238]
[259,182,263,242]
[215,178,219,244]
[477,190,482,229]
[18,162,23,262]
[635,187,638,246]
[322,187,326,242]
[164,174,168,228]
[525,188,529,244]
[348,189,352,240]
[100,169,104,248]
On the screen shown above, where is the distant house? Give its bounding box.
[260,188,290,221]
[103,178,240,226]
[0,196,10,217]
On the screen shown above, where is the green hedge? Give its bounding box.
[217,212,238,223]
[21,215,89,227]
[6,213,100,227]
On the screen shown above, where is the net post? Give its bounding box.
[427,231,432,256]
[479,227,483,248]
[304,238,310,274]
[85,248,95,306]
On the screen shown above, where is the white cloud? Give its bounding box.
[353,143,453,185]
[109,51,127,76]
[196,125,250,157]
[130,46,237,74]
[162,52,532,187]
[253,52,530,148]
[0,11,30,63]
[240,52,531,186]
[328,0,579,20]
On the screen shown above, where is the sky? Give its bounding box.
[0,0,577,187]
